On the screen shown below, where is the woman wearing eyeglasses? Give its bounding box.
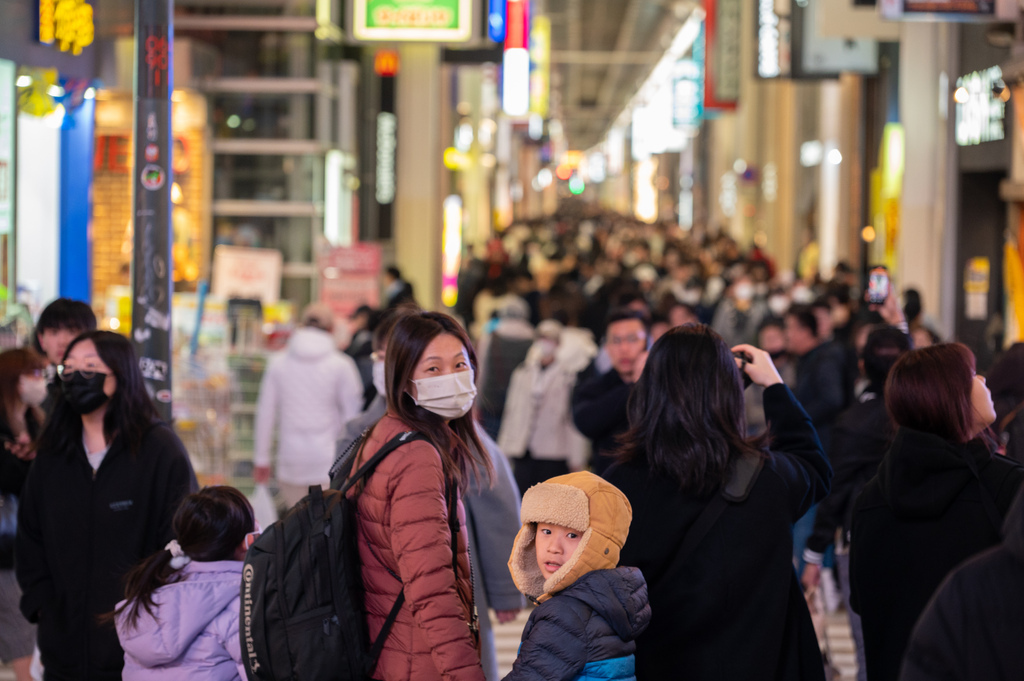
[15,331,197,681]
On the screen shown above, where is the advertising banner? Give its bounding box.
[0,60,14,236]
[319,243,382,319]
[704,0,740,109]
[352,0,473,42]
[879,0,1017,21]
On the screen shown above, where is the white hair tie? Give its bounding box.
[165,540,192,569]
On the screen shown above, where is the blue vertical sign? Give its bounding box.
[488,0,507,43]
[673,24,705,128]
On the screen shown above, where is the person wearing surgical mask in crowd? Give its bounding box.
[15,331,196,681]
[499,320,598,494]
[337,309,526,681]
[342,310,493,681]
[711,273,769,348]
[0,349,48,681]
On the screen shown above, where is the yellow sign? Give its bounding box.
[39,0,94,55]
[529,16,550,118]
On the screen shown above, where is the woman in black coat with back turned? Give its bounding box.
[604,324,832,680]
[849,343,1024,681]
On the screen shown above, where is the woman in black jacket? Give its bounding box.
[15,331,197,681]
[0,349,48,681]
[604,324,832,680]
[849,343,1024,681]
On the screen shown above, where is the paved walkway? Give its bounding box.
[0,608,857,680]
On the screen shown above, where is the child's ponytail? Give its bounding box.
[111,545,184,629]
[106,486,255,631]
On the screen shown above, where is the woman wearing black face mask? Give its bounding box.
[14,331,197,681]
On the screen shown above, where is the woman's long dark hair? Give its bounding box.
[616,324,769,497]
[113,486,255,630]
[37,331,160,458]
[384,311,493,488]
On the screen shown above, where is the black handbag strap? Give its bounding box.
[677,451,765,564]
[338,431,427,495]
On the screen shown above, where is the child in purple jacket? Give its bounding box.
[113,486,257,681]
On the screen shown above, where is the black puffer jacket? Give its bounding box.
[504,567,650,681]
[900,485,1024,680]
[849,428,1024,681]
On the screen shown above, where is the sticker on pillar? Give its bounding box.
[141,164,165,191]
[144,143,159,162]
[964,257,990,321]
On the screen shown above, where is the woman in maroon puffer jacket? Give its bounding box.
[348,310,492,681]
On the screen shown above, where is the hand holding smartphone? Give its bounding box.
[867,266,890,306]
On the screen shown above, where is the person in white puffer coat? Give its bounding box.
[498,320,597,494]
[253,303,363,508]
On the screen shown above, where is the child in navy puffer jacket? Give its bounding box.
[504,472,651,681]
[113,486,256,681]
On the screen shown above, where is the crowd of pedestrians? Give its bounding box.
[1,203,1024,680]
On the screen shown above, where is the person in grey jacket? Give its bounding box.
[336,312,525,680]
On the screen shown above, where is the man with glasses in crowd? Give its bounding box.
[573,308,650,475]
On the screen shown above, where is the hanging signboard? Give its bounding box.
[673,57,704,129]
[703,0,740,109]
[351,0,474,42]
[790,0,878,78]
[879,0,1016,21]
[529,15,551,118]
[319,243,382,319]
[955,66,1006,147]
[0,60,14,236]
[756,0,791,78]
[211,245,283,304]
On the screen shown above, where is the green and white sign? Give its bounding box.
[352,0,473,42]
[0,60,14,236]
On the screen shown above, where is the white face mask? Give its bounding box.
[20,376,48,408]
[410,370,477,420]
[734,283,754,302]
[372,360,387,397]
[768,295,790,317]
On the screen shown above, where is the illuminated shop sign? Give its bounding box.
[954,66,1006,147]
[352,0,473,42]
[376,112,397,204]
[39,0,94,55]
[757,0,788,78]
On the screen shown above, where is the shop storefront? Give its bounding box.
[0,0,100,334]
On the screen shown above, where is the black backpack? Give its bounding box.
[240,430,427,681]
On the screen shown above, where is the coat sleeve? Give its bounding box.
[804,417,860,560]
[899,574,968,681]
[502,606,588,681]
[572,370,630,442]
[253,358,280,469]
[15,456,51,623]
[465,430,526,612]
[389,444,485,681]
[763,384,832,520]
[0,449,31,495]
[335,355,365,426]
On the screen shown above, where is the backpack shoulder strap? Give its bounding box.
[337,431,429,495]
[960,446,1005,533]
